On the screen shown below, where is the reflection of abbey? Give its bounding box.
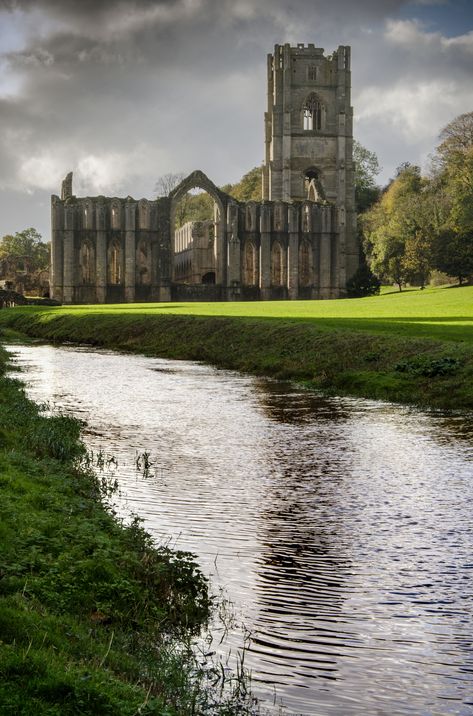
[51,44,358,303]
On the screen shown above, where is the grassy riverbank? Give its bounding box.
[0,346,255,715]
[1,285,473,409]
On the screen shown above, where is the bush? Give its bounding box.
[346,264,381,297]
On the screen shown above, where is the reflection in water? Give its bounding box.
[6,344,473,716]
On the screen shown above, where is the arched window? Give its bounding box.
[303,93,325,131]
[80,241,95,284]
[108,241,122,284]
[308,65,317,81]
[299,239,313,287]
[136,239,151,285]
[138,200,150,230]
[271,241,286,287]
[111,201,121,230]
[243,240,257,286]
[304,168,325,202]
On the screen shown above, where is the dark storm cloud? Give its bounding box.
[0,0,472,237]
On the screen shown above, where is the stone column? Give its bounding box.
[63,206,75,304]
[259,204,272,300]
[226,203,241,300]
[96,203,107,304]
[125,202,136,303]
[287,204,299,300]
[319,207,332,299]
[50,197,63,301]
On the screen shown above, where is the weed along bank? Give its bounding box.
[50,44,358,305]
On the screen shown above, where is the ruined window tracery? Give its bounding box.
[303,93,325,131]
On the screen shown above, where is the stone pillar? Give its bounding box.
[287,204,299,300]
[319,207,332,299]
[96,203,107,304]
[259,204,272,300]
[227,203,241,300]
[214,201,226,287]
[63,206,75,304]
[50,197,63,301]
[125,202,136,303]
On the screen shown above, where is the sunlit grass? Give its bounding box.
[16,284,473,343]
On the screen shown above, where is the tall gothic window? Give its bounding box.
[108,242,121,284]
[303,93,324,131]
[136,239,151,285]
[243,240,257,286]
[299,239,313,287]
[308,65,317,81]
[80,241,94,284]
[271,241,285,287]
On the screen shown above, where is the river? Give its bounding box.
[6,343,473,716]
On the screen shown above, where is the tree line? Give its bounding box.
[358,111,473,292]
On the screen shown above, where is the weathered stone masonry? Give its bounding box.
[51,43,358,304]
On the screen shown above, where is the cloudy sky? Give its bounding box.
[0,0,472,239]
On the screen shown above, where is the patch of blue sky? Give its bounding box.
[400,0,473,37]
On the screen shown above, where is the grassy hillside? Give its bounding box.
[1,285,473,409]
[13,285,473,343]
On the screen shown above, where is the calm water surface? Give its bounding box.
[6,344,473,716]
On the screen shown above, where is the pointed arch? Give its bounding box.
[136,238,151,285]
[108,240,122,284]
[302,93,325,131]
[243,240,258,286]
[299,239,313,287]
[79,240,95,284]
[271,240,286,287]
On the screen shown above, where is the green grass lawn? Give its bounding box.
[2,284,473,409]
[28,284,473,343]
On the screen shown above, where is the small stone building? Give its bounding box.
[51,43,358,304]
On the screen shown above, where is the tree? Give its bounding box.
[224,167,262,202]
[437,112,473,164]
[346,263,381,297]
[429,112,473,284]
[353,140,381,213]
[0,228,49,272]
[154,172,186,197]
[362,164,425,290]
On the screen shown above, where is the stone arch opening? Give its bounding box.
[304,167,325,201]
[302,93,325,132]
[170,171,225,286]
[79,240,95,284]
[136,238,151,286]
[243,240,258,286]
[299,239,313,287]
[271,240,286,287]
[108,240,122,284]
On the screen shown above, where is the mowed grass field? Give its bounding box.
[29,284,473,344]
[2,284,473,408]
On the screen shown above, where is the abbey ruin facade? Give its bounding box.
[51,43,358,303]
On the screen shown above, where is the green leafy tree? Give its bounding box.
[430,112,473,284]
[353,140,381,213]
[362,164,425,290]
[0,228,49,272]
[223,166,262,202]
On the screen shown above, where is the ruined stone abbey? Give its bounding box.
[51,43,358,303]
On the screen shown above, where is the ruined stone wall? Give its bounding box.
[51,171,341,303]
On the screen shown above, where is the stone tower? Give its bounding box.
[262,43,358,287]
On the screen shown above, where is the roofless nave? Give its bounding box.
[50,43,359,303]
